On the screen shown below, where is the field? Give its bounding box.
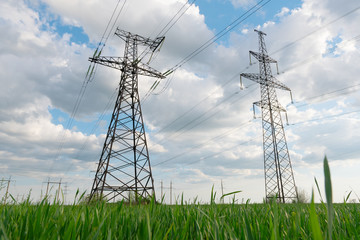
[1,159,359,239]
[0,197,359,239]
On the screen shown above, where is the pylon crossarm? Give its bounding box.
[115,28,165,52]
[89,56,166,79]
[240,73,290,91]
[137,62,166,79]
[254,101,287,112]
[266,76,291,91]
[249,51,277,63]
[240,72,260,82]
[89,56,125,70]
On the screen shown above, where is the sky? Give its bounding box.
[0,0,360,204]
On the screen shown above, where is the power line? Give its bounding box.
[142,2,360,128]
[184,138,256,167]
[142,0,271,99]
[139,0,198,100]
[151,66,255,135]
[158,0,197,37]
[270,4,360,56]
[153,119,253,167]
[142,2,360,139]
[169,0,272,71]
[138,0,197,62]
[50,1,360,184]
[155,137,256,168]
[50,1,127,173]
[292,82,360,109]
[156,85,258,144]
[146,2,360,123]
[150,57,358,150]
[289,108,360,126]
[64,87,119,174]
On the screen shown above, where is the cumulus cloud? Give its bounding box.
[1,0,360,203]
[229,0,256,9]
[275,7,290,18]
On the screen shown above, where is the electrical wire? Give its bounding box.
[153,119,253,167]
[138,0,197,62]
[168,0,272,72]
[152,64,254,135]
[292,83,360,109]
[149,7,360,138]
[289,108,360,126]
[64,87,119,174]
[141,0,271,100]
[149,3,360,103]
[52,1,357,182]
[139,0,198,101]
[270,5,360,55]
[49,0,127,174]
[49,0,194,181]
[156,85,258,145]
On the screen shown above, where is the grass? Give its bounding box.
[1,200,359,239]
[0,157,359,239]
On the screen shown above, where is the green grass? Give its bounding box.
[0,200,360,239]
[0,157,359,239]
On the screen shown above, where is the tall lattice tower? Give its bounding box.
[241,29,298,203]
[89,28,166,202]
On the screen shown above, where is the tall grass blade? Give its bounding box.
[345,191,352,203]
[9,194,16,204]
[243,211,254,240]
[314,177,324,203]
[309,189,323,240]
[210,185,216,205]
[323,156,333,240]
[0,220,9,240]
[220,190,242,200]
[163,223,174,240]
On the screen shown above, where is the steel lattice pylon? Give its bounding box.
[89,28,165,202]
[241,29,298,203]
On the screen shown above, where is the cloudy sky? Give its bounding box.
[1,0,359,203]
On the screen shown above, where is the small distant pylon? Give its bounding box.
[89,28,166,203]
[240,29,298,203]
[0,177,15,204]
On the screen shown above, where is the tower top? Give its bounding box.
[254,29,267,36]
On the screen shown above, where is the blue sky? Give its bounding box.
[197,0,302,32]
[1,0,360,204]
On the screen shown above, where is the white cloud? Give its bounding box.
[263,20,275,29]
[241,28,249,34]
[229,0,256,9]
[1,0,360,203]
[276,7,290,18]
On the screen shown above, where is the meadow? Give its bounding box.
[0,198,359,239]
[0,158,359,239]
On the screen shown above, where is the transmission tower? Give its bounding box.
[89,28,166,202]
[240,29,298,203]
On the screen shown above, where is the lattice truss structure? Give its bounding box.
[89,28,165,202]
[241,29,298,203]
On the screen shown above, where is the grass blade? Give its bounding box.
[345,191,352,203]
[314,177,324,203]
[220,190,242,200]
[323,156,333,240]
[309,189,323,240]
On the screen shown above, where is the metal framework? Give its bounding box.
[241,29,298,203]
[89,28,165,202]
